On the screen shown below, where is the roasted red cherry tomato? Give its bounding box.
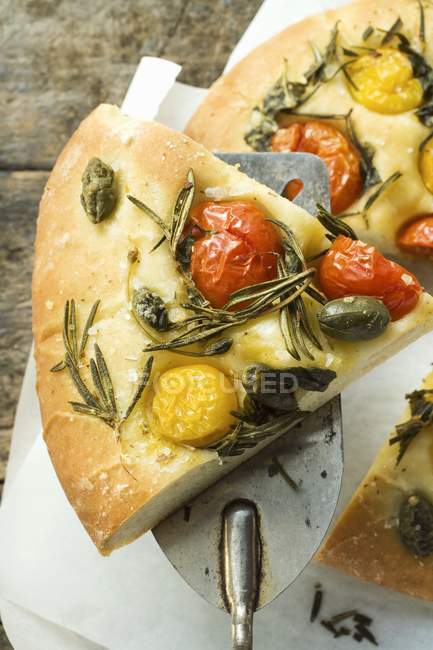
[318,235,422,321]
[271,121,363,214]
[188,201,282,309]
[397,215,433,255]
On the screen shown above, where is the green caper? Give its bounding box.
[81,157,116,223]
[132,288,170,332]
[318,296,390,342]
[399,493,433,556]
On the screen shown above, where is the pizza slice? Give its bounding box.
[186,0,433,259]
[33,104,433,554]
[317,370,433,601]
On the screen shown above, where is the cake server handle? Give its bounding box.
[222,500,261,650]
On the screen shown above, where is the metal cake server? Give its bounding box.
[153,152,343,649]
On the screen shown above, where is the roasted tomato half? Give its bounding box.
[187,201,282,309]
[397,215,433,255]
[347,48,423,115]
[318,235,422,320]
[271,121,363,214]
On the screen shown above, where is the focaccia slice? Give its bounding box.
[33,104,433,554]
[186,0,433,258]
[318,371,433,601]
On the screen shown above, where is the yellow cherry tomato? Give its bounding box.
[151,364,238,447]
[347,48,423,114]
[420,138,433,194]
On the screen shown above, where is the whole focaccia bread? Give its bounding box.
[318,371,433,601]
[186,0,433,258]
[33,104,433,554]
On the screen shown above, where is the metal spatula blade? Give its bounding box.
[153,152,343,649]
[217,151,331,212]
[154,397,342,602]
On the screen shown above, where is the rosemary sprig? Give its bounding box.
[270,455,299,490]
[51,299,100,372]
[267,217,323,360]
[362,171,402,212]
[210,408,306,457]
[362,25,374,41]
[53,300,154,433]
[316,204,357,239]
[389,388,433,464]
[344,111,381,190]
[278,259,320,361]
[148,337,233,357]
[127,169,195,262]
[337,171,402,228]
[68,349,154,434]
[123,356,154,420]
[419,0,426,46]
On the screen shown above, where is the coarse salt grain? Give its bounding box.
[45,300,54,310]
[204,186,227,200]
[401,273,414,286]
[125,354,139,361]
[128,368,138,383]
[120,131,133,145]
[325,353,335,368]
[58,232,70,245]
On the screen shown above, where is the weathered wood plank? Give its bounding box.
[0,171,48,437]
[0,169,48,648]
[0,0,261,170]
[0,0,187,170]
[162,0,263,87]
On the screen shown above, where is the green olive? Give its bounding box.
[318,296,390,342]
[399,493,433,557]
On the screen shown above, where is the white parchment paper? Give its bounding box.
[2,0,433,648]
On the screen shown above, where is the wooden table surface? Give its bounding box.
[0,1,262,646]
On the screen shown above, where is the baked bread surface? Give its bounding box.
[33,104,433,553]
[318,371,433,601]
[186,0,433,256]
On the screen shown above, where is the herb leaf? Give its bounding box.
[124,356,154,420]
[316,204,358,239]
[51,299,100,372]
[345,111,381,189]
[54,299,153,433]
[380,16,403,45]
[210,408,306,457]
[390,389,433,464]
[363,171,402,212]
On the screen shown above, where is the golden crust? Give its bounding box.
[186,0,433,256]
[33,104,433,554]
[318,372,433,601]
